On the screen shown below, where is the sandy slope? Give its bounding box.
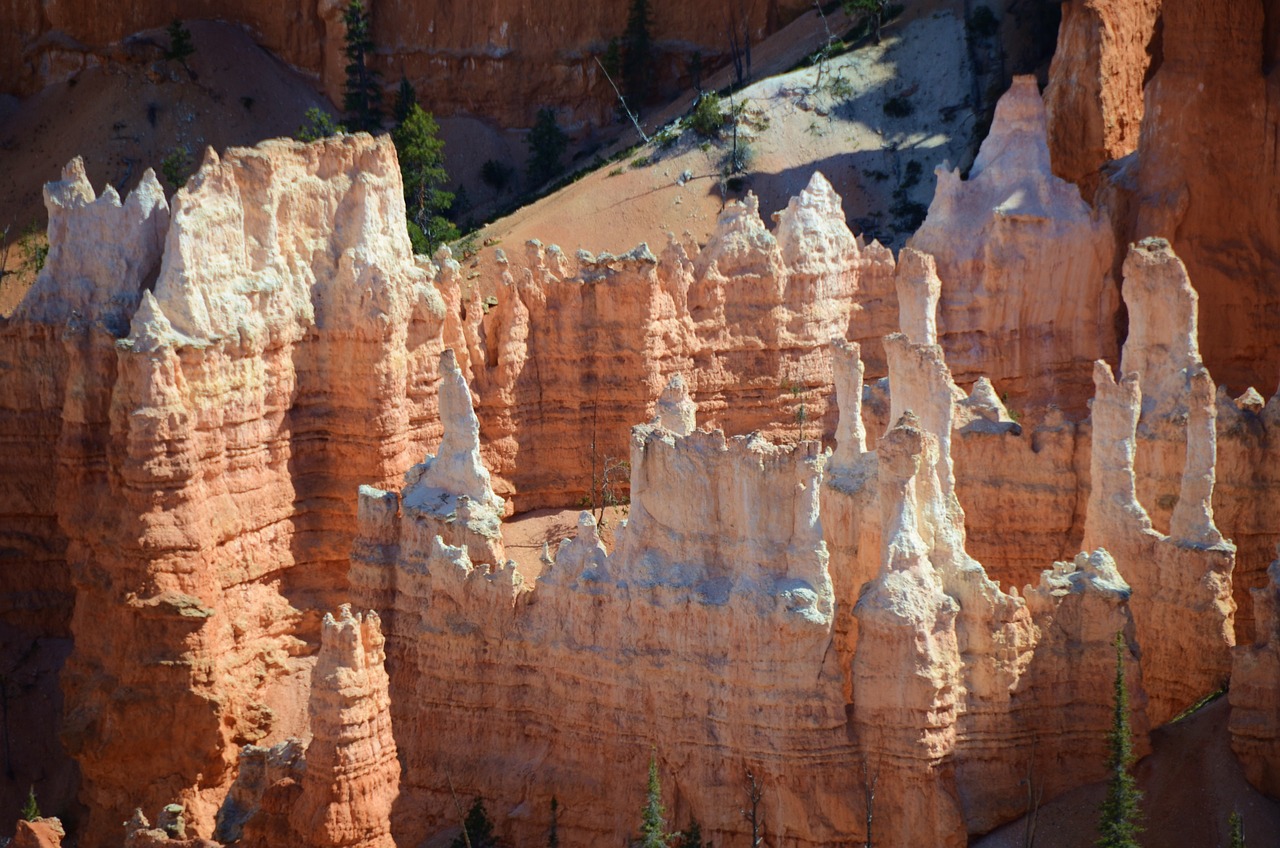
[466,0,981,284]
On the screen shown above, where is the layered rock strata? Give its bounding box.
[353,326,1155,846]
[0,134,447,846]
[353,368,858,846]
[455,173,896,509]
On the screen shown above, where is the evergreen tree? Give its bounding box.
[1097,633,1143,848]
[394,76,418,126]
[621,0,654,108]
[450,798,498,848]
[165,19,195,65]
[393,104,457,254]
[20,785,39,821]
[342,0,382,131]
[1229,811,1246,848]
[675,818,705,848]
[547,796,560,848]
[526,107,568,188]
[639,752,669,848]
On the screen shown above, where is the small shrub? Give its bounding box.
[21,785,40,821]
[651,124,680,148]
[296,107,345,142]
[826,74,854,99]
[631,155,650,169]
[608,166,625,177]
[480,159,515,192]
[883,95,914,118]
[685,92,726,139]
[161,145,194,191]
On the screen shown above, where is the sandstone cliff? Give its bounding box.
[0,134,446,846]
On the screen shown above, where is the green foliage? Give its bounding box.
[394,104,456,254]
[631,156,651,169]
[1229,811,1245,848]
[1097,633,1143,848]
[342,0,382,131]
[296,107,346,142]
[639,753,669,848]
[451,798,498,848]
[394,76,418,126]
[164,19,195,64]
[967,6,999,40]
[21,785,40,821]
[621,0,654,108]
[548,797,560,848]
[481,159,515,192]
[686,93,726,139]
[160,144,194,192]
[883,94,914,118]
[526,107,568,188]
[674,817,706,848]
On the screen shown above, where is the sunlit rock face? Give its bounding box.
[910,76,1119,413]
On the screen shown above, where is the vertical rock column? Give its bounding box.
[289,606,398,848]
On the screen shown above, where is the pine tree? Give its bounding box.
[547,796,560,848]
[1229,811,1246,848]
[621,0,654,109]
[20,785,39,821]
[392,104,457,254]
[675,818,705,848]
[165,19,195,65]
[1097,632,1143,848]
[342,0,382,131]
[394,76,418,126]
[526,107,568,188]
[639,752,669,848]
[451,798,497,848]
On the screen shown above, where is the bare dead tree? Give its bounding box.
[594,56,649,144]
[742,768,765,848]
[861,751,880,848]
[594,456,630,525]
[446,770,473,848]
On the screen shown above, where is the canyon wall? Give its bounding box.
[0,0,809,128]
[4,58,1280,843]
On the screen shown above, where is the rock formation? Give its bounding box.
[457,172,896,509]
[288,607,398,848]
[909,75,1119,411]
[7,46,1280,839]
[11,817,66,848]
[1043,0,1160,197]
[0,134,447,846]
